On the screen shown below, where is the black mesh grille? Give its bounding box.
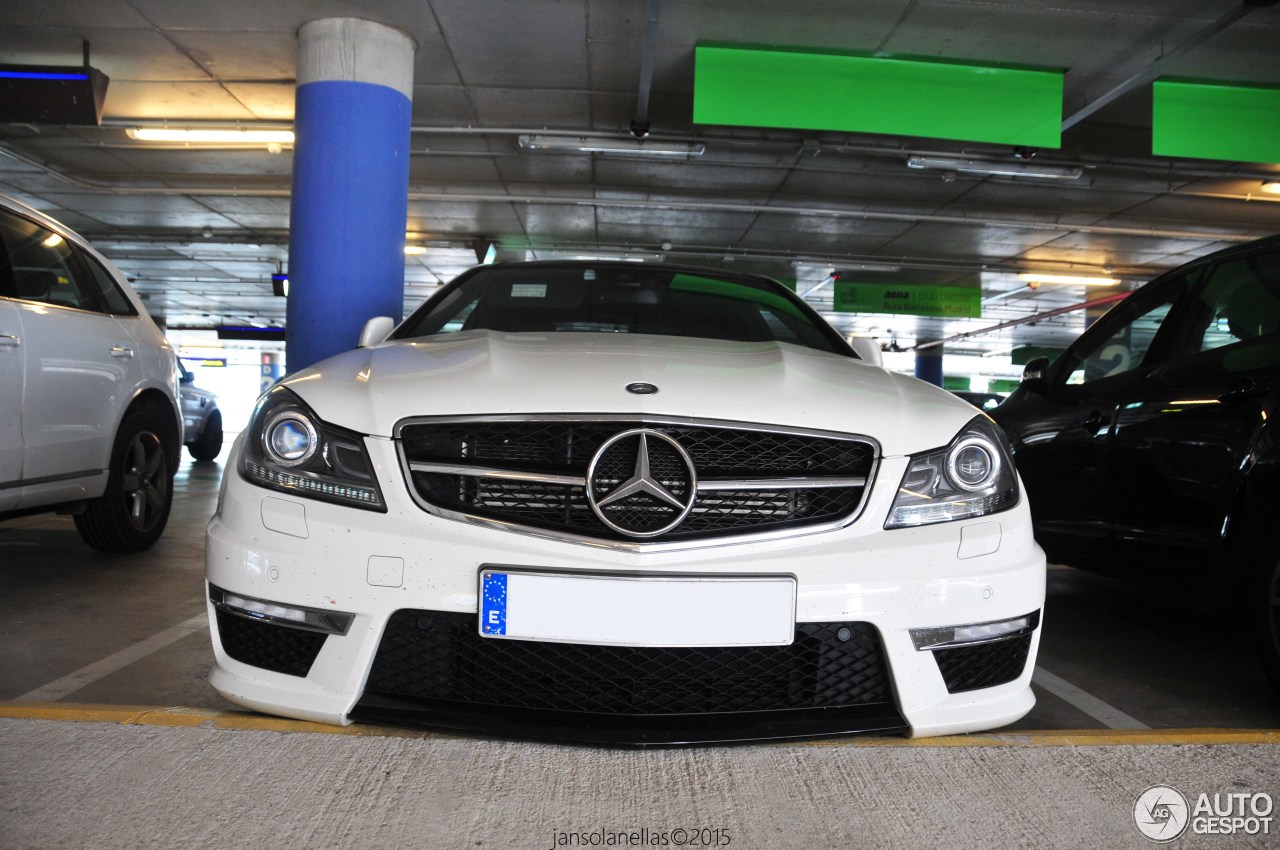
[933,635,1032,693]
[400,419,875,541]
[362,610,892,716]
[215,609,327,677]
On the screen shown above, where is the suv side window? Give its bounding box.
[1060,280,1183,386]
[1187,252,1280,358]
[0,209,99,312]
[76,250,137,316]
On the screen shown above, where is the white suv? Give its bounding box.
[0,195,182,552]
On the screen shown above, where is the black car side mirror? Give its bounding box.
[1019,356,1050,395]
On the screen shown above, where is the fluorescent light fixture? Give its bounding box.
[40,233,63,248]
[1019,273,1120,286]
[835,262,902,275]
[403,245,427,256]
[518,133,705,157]
[1262,181,1280,195]
[907,155,1082,180]
[126,127,295,145]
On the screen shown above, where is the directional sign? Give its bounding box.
[833,283,981,318]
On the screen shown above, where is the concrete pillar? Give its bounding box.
[286,18,415,372]
[915,342,943,387]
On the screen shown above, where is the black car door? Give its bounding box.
[1108,247,1280,573]
[997,277,1183,559]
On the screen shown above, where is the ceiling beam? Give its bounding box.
[630,0,662,137]
[1061,1,1264,132]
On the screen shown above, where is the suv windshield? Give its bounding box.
[394,264,851,356]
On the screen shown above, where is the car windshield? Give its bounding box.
[393,265,852,356]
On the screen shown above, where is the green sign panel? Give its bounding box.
[1153,79,1280,164]
[694,44,1063,148]
[833,283,981,318]
[1011,345,1066,366]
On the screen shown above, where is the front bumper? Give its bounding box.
[206,434,1046,742]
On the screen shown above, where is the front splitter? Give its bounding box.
[349,694,908,746]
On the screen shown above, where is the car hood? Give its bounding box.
[280,331,980,456]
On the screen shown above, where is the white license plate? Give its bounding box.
[478,568,796,647]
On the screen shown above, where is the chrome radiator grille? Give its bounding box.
[397,417,877,545]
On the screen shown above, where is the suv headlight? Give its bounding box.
[885,416,1018,528]
[240,386,385,511]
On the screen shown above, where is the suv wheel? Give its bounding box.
[188,410,223,462]
[75,408,174,552]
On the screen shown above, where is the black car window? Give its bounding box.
[76,249,138,316]
[1189,252,1280,356]
[0,209,99,312]
[396,266,851,356]
[1059,281,1182,386]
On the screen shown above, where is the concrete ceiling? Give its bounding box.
[2,0,1280,359]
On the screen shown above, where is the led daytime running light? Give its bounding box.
[910,611,1040,650]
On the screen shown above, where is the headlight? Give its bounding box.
[885,416,1018,528]
[240,386,386,511]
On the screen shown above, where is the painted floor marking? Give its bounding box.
[16,614,207,702]
[1033,665,1150,730]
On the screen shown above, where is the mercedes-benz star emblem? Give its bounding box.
[586,428,697,538]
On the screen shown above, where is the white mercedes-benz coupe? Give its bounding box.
[206,262,1045,743]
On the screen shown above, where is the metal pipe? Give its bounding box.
[0,145,1263,244]
[912,293,1130,351]
[85,119,1280,184]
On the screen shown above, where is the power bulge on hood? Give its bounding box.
[206,262,1046,744]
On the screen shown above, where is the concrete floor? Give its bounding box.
[2,443,1278,847]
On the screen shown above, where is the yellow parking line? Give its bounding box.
[794,728,1280,748]
[0,702,439,738]
[1,701,1278,746]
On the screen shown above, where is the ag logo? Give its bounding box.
[1134,785,1190,842]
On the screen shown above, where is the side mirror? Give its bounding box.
[358,316,396,348]
[1021,356,1050,382]
[846,336,883,367]
[1019,355,1050,395]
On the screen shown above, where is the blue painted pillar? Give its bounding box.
[287,18,415,372]
[915,341,943,387]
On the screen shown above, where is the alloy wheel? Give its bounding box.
[120,431,168,531]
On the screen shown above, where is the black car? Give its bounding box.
[992,236,1280,689]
